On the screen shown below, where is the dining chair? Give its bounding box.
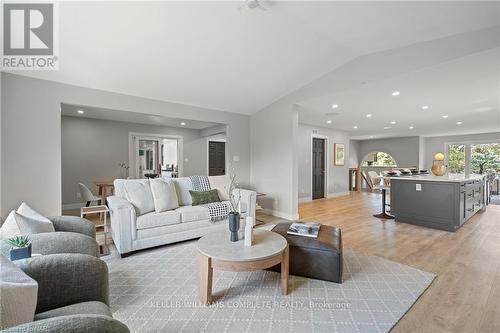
[367,171,383,190]
[78,183,102,207]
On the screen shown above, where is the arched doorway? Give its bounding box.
[360,152,398,191]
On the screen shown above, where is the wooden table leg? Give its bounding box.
[198,253,213,305]
[281,245,289,295]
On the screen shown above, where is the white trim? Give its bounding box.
[327,191,350,198]
[128,132,183,178]
[298,191,350,203]
[62,203,85,210]
[206,136,228,176]
[310,134,329,200]
[263,208,299,221]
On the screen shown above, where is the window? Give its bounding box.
[446,142,500,175]
[447,144,466,174]
[362,152,397,167]
[471,143,500,174]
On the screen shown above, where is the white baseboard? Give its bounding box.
[327,191,350,198]
[262,208,299,221]
[62,203,85,210]
[298,191,350,203]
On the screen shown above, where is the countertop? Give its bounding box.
[389,173,485,183]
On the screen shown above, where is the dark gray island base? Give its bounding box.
[390,174,486,232]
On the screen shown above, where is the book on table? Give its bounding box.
[287,222,321,238]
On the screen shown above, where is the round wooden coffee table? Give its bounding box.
[197,229,289,305]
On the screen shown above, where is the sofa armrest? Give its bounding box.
[48,216,96,239]
[15,254,109,313]
[232,189,257,218]
[1,232,99,258]
[107,196,136,255]
[3,315,129,333]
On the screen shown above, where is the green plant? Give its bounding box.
[5,235,31,248]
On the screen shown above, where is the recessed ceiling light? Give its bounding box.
[366,114,372,118]
[391,91,400,96]
[369,135,374,139]
[383,126,392,129]
[390,121,396,125]
[409,126,414,130]
[353,126,358,129]
[442,115,449,119]
[422,105,429,110]
[180,122,186,126]
[456,121,463,125]
[331,104,339,109]
[77,110,84,114]
[327,120,332,124]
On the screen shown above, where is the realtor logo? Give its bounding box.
[1,2,58,70]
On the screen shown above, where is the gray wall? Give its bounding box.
[61,116,209,206]
[356,136,420,168]
[423,132,500,169]
[297,124,351,201]
[1,73,250,217]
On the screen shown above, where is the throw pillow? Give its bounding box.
[12,211,55,235]
[149,178,180,212]
[0,212,21,240]
[0,254,38,329]
[208,175,231,201]
[17,202,52,224]
[123,179,155,215]
[190,189,221,206]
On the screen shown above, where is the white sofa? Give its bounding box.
[107,176,256,256]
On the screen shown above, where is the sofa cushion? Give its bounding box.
[0,254,38,329]
[208,175,231,201]
[190,189,220,206]
[34,301,112,321]
[150,179,179,213]
[175,206,210,223]
[123,179,155,215]
[136,211,181,230]
[172,178,193,206]
[0,212,21,240]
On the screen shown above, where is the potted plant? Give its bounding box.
[226,165,242,242]
[6,235,32,261]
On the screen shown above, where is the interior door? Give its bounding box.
[312,138,326,200]
[209,141,226,176]
[136,138,160,178]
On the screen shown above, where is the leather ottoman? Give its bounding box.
[269,222,343,283]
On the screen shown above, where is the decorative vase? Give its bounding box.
[10,243,32,261]
[431,160,447,176]
[228,212,240,242]
[244,216,254,247]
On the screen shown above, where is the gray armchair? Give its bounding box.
[1,216,99,258]
[4,254,129,333]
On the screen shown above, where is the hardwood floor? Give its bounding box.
[299,191,500,333]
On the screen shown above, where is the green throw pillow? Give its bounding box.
[190,189,221,206]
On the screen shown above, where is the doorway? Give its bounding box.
[208,141,226,176]
[312,137,326,200]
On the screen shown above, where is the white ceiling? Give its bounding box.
[298,47,500,139]
[61,103,221,130]
[15,1,500,117]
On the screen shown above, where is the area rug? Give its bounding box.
[105,241,435,333]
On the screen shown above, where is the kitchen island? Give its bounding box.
[390,174,486,232]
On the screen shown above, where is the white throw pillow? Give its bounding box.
[172,178,194,206]
[0,212,22,240]
[13,211,55,235]
[150,179,179,212]
[17,202,52,224]
[0,255,38,329]
[123,179,155,215]
[208,175,231,201]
